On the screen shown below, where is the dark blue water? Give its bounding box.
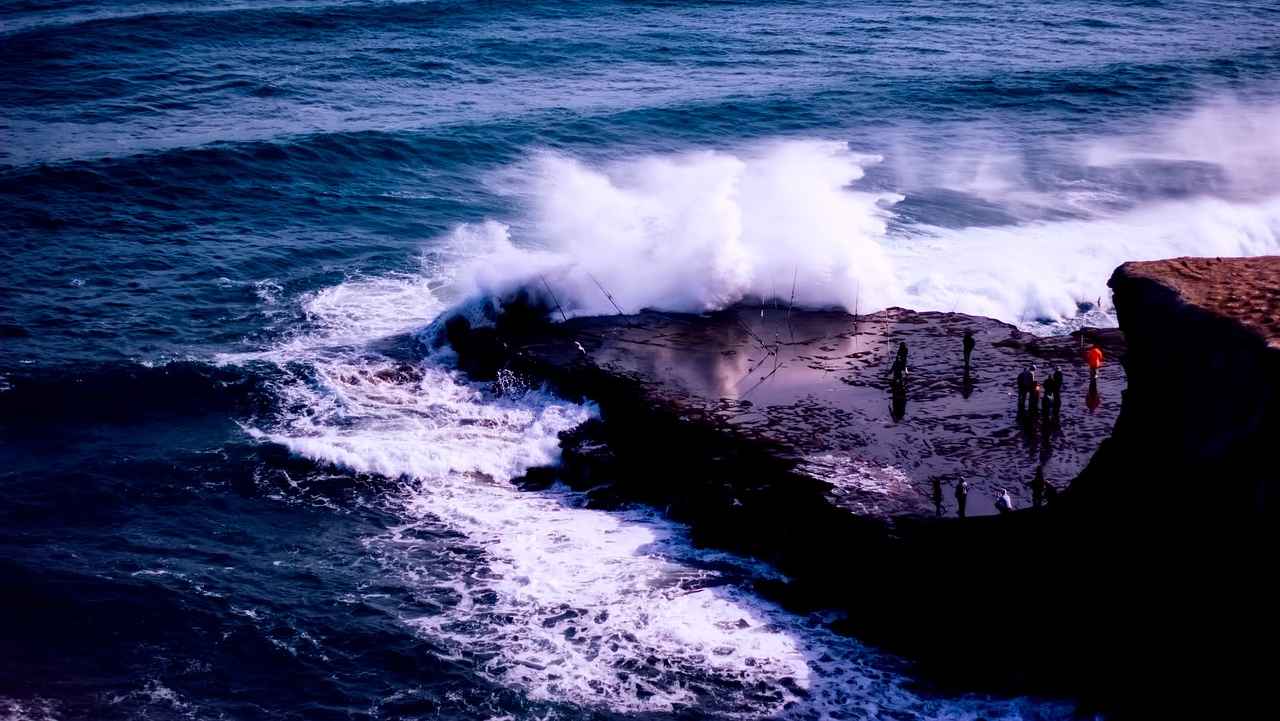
[3,1,1279,718]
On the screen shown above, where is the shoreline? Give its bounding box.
[443,256,1277,715]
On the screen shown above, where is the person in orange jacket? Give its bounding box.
[1085,343,1104,381]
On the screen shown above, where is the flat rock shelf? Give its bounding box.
[462,305,1124,522]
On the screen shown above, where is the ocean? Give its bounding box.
[2,1,1278,718]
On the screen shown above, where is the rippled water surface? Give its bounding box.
[2,1,1278,718]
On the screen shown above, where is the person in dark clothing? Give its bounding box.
[954,477,969,518]
[1028,379,1042,417]
[1049,364,1065,414]
[962,331,976,371]
[932,477,944,517]
[1016,365,1035,416]
[890,355,907,387]
[1030,465,1046,508]
[1040,383,1053,416]
[890,341,909,387]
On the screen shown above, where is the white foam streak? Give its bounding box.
[260,358,584,483]
[217,273,445,364]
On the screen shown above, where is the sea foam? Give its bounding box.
[233,275,1070,718]
[447,102,1280,327]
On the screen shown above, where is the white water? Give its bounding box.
[229,277,1071,719]
[449,98,1280,327]
[220,99,1280,717]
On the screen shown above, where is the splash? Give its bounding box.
[896,194,1280,324]
[450,101,1280,326]
[456,140,902,316]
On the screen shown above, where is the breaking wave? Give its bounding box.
[449,99,1280,327]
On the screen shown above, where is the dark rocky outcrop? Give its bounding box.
[445,257,1278,716]
[1075,256,1279,511]
[1058,257,1278,716]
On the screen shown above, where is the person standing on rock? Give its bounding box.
[1049,365,1065,414]
[1085,343,1104,382]
[954,477,969,518]
[890,341,909,387]
[1030,465,1046,508]
[1016,365,1035,416]
[1028,377,1042,417]
[995,487,1014,514]
[962,331,976,372]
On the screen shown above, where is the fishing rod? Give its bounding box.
[539,274,569,323]
[586,271,626,316]
[735,317,773,355]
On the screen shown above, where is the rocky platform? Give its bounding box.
[443,257,1277,715]
[488,306,1122,520]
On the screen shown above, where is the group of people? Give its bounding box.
[1016,364,1065,417]
[906,330,1105,518]
[934,465,1058,518]
[1014,344,1104,419]
[936,468,1054,519]
[888,331,1104,413]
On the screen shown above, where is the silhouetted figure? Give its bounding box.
[962,331,976,371]
[1016,365,1035,416]
[994,487,1014,514]
[954,478,969,518]
[890,358,907,388]
[1040,383,1053,415]
[932,477,944,517]
[1028,380,1042,417]
[1049,365,1065,414]
[1030,465,1046,508]
[1086,378,1101,412]
[1085,343,1104,382]
[890,341,909,387]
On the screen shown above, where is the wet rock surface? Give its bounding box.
[496,305,1124,520]
[450,301,1131,698]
